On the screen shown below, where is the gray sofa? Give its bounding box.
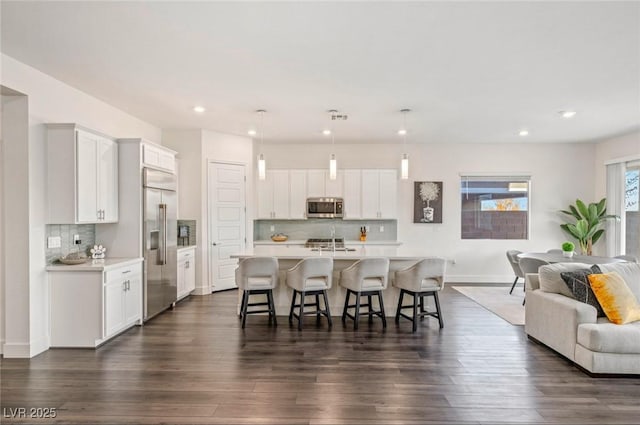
[525,261,640,375]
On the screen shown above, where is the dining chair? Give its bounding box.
[235,257,279,329]
[286,257,333,330]
[506,250,525,295]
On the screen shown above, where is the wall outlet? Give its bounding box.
[379,225,384,232]
[73,234,81,245]
[47,236,61,249]
[366,226,370,232]
[270,225,275,232]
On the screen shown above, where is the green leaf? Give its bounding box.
[575,219,589,237]
[569,205,581,219]
[596,198,606,216]
[576,199,589,219]
[592,229,605,244]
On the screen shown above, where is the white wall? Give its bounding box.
[1,54,161,357]
[163,129,254,294]
[1,94,30,356]
[261,141,595,282]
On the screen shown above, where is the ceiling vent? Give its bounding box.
[331,113,348,121]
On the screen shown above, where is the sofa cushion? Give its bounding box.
[577,318,640,353]
[560,265,605,317]
[598,262,640,300]
[588,271,640,325]
[539,262,592,298]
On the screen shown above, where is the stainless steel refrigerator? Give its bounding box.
[143,168,178,321]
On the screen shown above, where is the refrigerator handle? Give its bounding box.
[159,204,167,265]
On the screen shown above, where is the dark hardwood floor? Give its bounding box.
[2,286,640,424]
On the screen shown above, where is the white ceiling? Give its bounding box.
[2,1,639,144]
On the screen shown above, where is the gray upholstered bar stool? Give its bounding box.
[286,257,333,330]
[339,258,390,330]
[393,257,446,332]
[235,257,279,329]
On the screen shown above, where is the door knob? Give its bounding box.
[212,242,217,246]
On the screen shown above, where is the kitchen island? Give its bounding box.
[230,246,443,318]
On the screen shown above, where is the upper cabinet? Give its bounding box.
[307,169,344,198]
[361,169,397,219]
[47,124,119,224]
[256,168,397,220]
[142,143,176,173]
[257,170,290,219]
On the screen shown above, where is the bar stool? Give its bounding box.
[286,257,333,330]
[339,258,390,330]
[235,257,279,329]
[393,257,446,332]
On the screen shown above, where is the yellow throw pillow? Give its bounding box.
[588,272,640,325]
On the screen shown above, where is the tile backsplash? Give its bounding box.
[254,219,397,241]
[45,224,95,264]
[177,219,197,246]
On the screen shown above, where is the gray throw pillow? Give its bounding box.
[560,265,604,317]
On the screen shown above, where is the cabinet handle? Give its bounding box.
[185,261,189,269]
[122,270,131,274]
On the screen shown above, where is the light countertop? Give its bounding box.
[177,245,197,251]
[46,257,143,272]
[254,240,402,246]
[231,246,436,261]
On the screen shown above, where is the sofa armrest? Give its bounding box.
[525,289,597,361]
[525,273,540,292]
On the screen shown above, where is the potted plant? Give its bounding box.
[561,241,575,258]
[560,198,619,255]
[419,182,440,222]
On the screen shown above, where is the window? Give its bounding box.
[461,176,530,239]
[625,166,639,259]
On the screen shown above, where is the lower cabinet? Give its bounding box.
[104,266,142,339]
[49,259,143,348]
[177,247,196,299]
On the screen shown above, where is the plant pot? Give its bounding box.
[562,251,574,258]
[422,207,434,223]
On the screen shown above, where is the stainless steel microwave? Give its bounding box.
[306,197,343,218]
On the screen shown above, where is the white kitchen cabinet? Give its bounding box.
[343,169,362,219]
[257,170,290,219]
[49,259,143,347]
[142,142,176,173]
[47,124,118,224]
[307,169,343,198]
[360,169,398,219]
[289,170,307,219]
[177,247,196,299]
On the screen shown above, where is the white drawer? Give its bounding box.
[105,263,141,284]
[178,248,196,262]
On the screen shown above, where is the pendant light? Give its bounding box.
[256,109,266,180]
[328,109,337,180]
[399,108,410,180]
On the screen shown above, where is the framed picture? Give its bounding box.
[414,181,443,223]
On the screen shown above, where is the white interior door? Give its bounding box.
[208,162,246,292]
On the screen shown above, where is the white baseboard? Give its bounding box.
[2,336,50,358]
[192,286,211,296]
[2,342,31,358]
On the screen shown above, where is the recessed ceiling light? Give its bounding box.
[322,129,331,136]
[559,110,577,118]
[519,129,529,137]
[193,106,206,113]
[397,129,407,136]
[247,129,257,136]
